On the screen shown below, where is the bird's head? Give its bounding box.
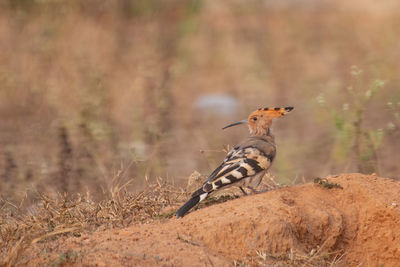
[222,107,294,136]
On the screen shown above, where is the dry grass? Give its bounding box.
[0,176,187,266]
[234,248,346,267]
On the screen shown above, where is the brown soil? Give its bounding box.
[19,174,400,266]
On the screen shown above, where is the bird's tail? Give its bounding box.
[175,189,209,218]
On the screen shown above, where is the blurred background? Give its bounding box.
[1,0,400,201]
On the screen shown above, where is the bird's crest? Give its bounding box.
[253,106,294,118]
[223,106,293,136]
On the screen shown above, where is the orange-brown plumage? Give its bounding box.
[247,107,293,136]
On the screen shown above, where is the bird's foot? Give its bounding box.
[239,187,248,196]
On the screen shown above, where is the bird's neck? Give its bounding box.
[250,127,271,137]
[247,130,275,146]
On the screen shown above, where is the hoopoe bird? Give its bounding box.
[175,106,294,218]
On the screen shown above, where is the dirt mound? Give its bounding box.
[21,174,400,266]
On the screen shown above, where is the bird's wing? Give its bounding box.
[177,142,275,218]
[196,146,274,195]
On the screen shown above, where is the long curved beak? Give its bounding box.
[222,119,248,130]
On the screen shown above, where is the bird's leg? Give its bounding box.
[247,186,265,194]
[239,186,248,196]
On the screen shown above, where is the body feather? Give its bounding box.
[175,135,276,218]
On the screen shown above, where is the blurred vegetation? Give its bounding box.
[317,66,386,174]
[0,0,400,203]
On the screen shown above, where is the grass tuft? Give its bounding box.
[0,177,187,266]
[314,178,344,189]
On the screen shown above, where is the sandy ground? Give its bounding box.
[19,173,400,266]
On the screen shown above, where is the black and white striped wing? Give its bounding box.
[200,146,273,194]
[175,146,273,218]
